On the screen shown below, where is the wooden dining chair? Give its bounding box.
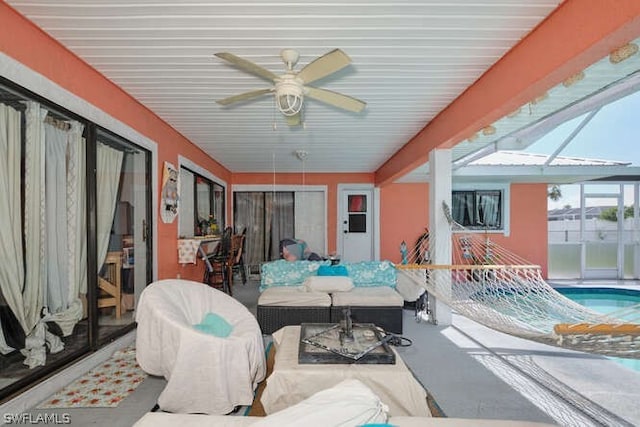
[228,231,247,287]
[203,227,233,295]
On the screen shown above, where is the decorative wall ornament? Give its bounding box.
[160,161,179,223]
[609,43,638,64]
[562,71,585,87]
[482,125,496,136]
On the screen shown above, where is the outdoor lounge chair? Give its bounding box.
[135,279,266,414]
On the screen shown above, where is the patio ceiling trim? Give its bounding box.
[375,0,640,187]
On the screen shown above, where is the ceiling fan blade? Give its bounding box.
[305,87,366,113]
[216,88,272,106]
[285,113,302,127]
[296,49,352,85]
[215,52,279,82]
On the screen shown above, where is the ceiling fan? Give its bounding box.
[215,49,366,126]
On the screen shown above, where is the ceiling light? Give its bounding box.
[275,77,304,116]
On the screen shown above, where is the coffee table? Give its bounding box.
[260,325,431,417]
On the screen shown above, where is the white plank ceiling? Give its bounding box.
[7,0,562,174]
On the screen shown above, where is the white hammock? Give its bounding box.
[397,203,640,359]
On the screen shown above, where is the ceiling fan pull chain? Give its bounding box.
[272,151,276,196]
[272,94,277,130]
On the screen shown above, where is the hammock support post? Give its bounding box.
[428,148,453,326]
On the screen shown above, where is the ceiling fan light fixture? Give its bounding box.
[215,49,366,124]
[275,78,304,116]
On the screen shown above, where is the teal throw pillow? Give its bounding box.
[317,265,349,276]
[193,312,233,337]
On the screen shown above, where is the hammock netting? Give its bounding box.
[397,203,640,359]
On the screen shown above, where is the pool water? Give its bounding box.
[556,287,640,372]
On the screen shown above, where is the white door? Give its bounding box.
[340,189,373,262]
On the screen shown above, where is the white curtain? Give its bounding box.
[0,104,65,368]
[179,168,195,236]
[68,123,87,296]
[45,124,70,315]
[96,142,124,270]
[269,192,294,259]
[23,102,47,331]
[0,103,27,336]
[477,193,500,228]
[234,192,265,268]
[46,121,85,335]
[453,192,474,226]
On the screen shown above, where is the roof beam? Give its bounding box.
[543,107,601,166]
[375,0,640,186]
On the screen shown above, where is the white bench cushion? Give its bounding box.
[258,286,331,307]
[332,287,404,307]
[303,276,354,292]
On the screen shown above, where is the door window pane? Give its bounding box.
[348,214,367,233]
[348,195,367,212]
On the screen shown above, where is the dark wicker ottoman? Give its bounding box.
[257,305,331,335]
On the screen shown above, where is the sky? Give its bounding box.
[523,89,640,210]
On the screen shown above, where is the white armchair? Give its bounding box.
[135,279,266,414]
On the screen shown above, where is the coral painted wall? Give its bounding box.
[232,172,374,254]
[380,183,430,262]
[1,3,231,282]
[493,183,549,277]
[379,182,549,276]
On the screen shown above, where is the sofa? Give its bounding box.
[256,260,405,334]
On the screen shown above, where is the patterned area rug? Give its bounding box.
[38,346,146,408]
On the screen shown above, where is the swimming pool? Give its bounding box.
[555,287,640,372]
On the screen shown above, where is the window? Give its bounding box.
[179,166,225,237]
[452,190,502,230]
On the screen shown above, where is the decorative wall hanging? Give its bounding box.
[161,161,179,223]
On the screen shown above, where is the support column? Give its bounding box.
[634,183,640,279]
[429,149,452,325]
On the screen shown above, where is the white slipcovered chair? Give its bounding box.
[135,279,266,414]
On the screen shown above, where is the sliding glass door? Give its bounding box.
[95,130,151,343]
[0,79,153,401]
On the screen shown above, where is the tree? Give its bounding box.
[599,206,634,222]
[548,185,562,201]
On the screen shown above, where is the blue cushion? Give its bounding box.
[193,312,233,337]
[345,261,397,287]
[317,265,349,276]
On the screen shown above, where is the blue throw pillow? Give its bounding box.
[193,312,233,337]
[317,265,349,277]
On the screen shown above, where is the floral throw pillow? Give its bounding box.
[345,261,397,287]
[260,259,330,291]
